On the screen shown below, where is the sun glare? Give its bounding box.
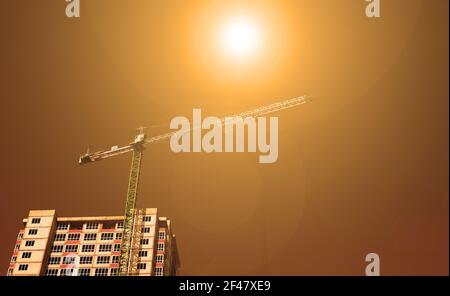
[220,17,262,58]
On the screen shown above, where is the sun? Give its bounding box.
[220,17,262,58]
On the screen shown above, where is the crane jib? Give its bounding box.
[77,96,310,275]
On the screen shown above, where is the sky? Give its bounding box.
[0,0,448,275]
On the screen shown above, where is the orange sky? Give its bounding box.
[0,0,448,275]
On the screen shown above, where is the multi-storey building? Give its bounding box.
[6,208,180,276]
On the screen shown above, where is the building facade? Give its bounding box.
[6,208,180,276]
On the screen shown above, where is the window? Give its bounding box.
[48,257,61,265]
[104,223,117,230]
[28,229,38,235]
[25,240,35,247]
[54,234,66,241]
[112,256,119,263]
[51,245,64,253]
[96,256,110,264]
[67,233,81,241]
[78,268,91,276]
[101,233,114,241]
[98,244,112,252]
[31,218,41,224]
[141,227,151,233]
[158,231,166,240]
[154,267,163,276]
[7,268,13,276]
[79,256,93,265]
[81,245,95,253]
[157,243,164,252]
[86,223,99,230]
[18,264,28,271]
[115,233,122,240]
[64,245,78,253]
[140,239,149,245]
[60,268,74,276]
[84,233,97,241]
[70,224,83,231]
[94,268,108,276]
[139,251,148,257]
[110,268,118,276]
[114,244,121,252]
[45,269,59,276]
[116,222,124,229]
[17,233,23,240]
[11,256,17,263]
[14,244,20,250]
[137,263,146,270]
[63,256,77,265]
[143,216,152,222]
[22,252,32,259]
[156,254,164,263]
[56,223,69,230]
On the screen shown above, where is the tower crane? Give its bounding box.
[78,95,311,276]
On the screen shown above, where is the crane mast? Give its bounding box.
[118,130,145,276]
[78,96,310,275]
